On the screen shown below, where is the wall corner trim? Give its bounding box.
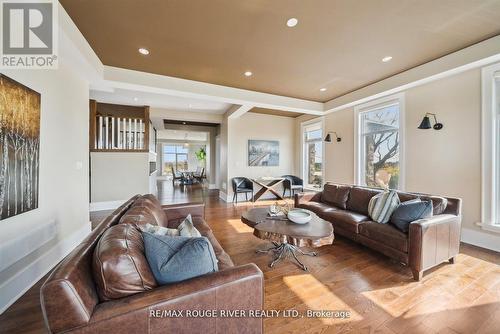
[0,222,92,314]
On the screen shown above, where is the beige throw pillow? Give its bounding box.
[140,223,180,236]
[178,214,202,237]
[139,215,201,238]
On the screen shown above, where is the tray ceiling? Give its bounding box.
[62,0,500,102]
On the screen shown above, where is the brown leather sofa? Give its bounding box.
[40,195,264,334]
[295,183,462,281]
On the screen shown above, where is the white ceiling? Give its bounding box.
[90,88,231,114]
[158,130,208,141]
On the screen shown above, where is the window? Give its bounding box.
[302,121,324,189]
[162,144,188,175]
[481,62,500,231]
[497,77,500,227]
[355,94,404,189]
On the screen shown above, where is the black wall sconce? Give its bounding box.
[418,113,443,130]
[324,132,342,142]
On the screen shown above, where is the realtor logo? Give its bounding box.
[1,0,58,69]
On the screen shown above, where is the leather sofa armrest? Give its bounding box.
[294,191,321,207]
[87,264,264,334]
[162,202,205,222]
[409,214,461,281]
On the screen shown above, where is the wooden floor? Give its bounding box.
[1,181,500,334]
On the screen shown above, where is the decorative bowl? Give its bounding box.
[287,209,312,224]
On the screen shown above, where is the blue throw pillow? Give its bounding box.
[142,232,218,285]
[390,199,433,233]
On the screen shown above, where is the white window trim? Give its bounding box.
[354,92,406,190]
[300,117,325,191]
[481,62,500,233]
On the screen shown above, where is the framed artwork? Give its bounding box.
[248,140,279,166]
[0,74,40,220]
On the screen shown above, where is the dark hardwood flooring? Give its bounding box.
[1,181,500,334]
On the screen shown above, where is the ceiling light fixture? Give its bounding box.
[286,18,298,27]
[244,71,253,77]
[382,56,393,62]
[138,48,150,55]
[133,97,139,101]
[320,88,327,92]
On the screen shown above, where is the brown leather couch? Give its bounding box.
[295,183,462,281]
[40,195,264,334]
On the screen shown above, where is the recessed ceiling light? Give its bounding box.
[133,97,139,101]
[382,56,393,62]
[319,88,327,92]
[138,48,150,55]
[286,18,298,27]
[244,71,253,77]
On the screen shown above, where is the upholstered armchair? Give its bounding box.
[232,177,254,203]
[281,175,304,198]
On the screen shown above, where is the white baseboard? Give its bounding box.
[90,200,126,212]
[0,222,92,314]
[0,220,57,272]
[226,192,284,203]
[208,184,218,190]
[461,227,500,252]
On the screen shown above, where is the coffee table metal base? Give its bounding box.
[256,242,317,271]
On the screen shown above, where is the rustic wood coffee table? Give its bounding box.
[241,207,334,271]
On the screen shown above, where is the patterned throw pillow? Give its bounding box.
[139,223,179,236]
[138,214,201,237]
[178,214,202,237]
[368,190,400,224]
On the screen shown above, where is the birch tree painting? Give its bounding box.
[0,74,40,220]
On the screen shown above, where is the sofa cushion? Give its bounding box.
[390,199,433,233]
[132,195,169,225]
[143,233,218,285]
[322,210,370,234]
[359,221,408,252]
[321,184,351,209]
[119,206,159,227]
[397,192,448,215]
[368,190,400,224]
[346,187,383,215]
[397,192,419,203]
[420,195,448,215]
[296,201,337,218]
[92,224,157,301]
[142,194,163,206]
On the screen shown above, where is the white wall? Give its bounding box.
[226,113,296,200]
[188,144,206,170]
[90,152,150,205]
[0,63,91,312]
[315,67,500,251]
